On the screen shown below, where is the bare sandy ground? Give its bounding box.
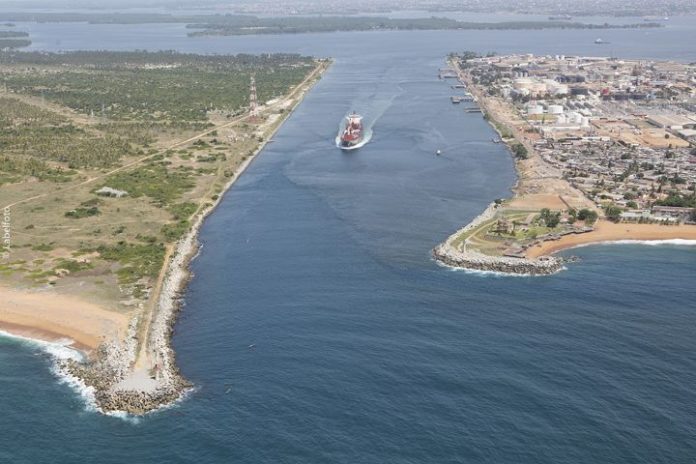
[0,287,130,353]
[526,221,696,258]
[507,193,593,211]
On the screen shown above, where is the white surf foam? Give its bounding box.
[335,127,373,151]
[434,259,565,277]
[566,239,696,251]
[0,330,103,413]
[0,331,147,422]
[0,330,84,362]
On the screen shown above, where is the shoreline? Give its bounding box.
[0,286,130,355]
[433,58,696,275]
[432,203,567,276]
[526,221,696,257]
[0,320,93,355]
[0,60,330,416]
[81,59,330,415]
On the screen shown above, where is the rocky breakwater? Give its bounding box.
[59,189,204,415]
[433,203,568,276]
[61,311,191,415]
[433,242,566,275]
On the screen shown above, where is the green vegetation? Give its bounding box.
[0,12,663,35]
[53,258,93,274]
[0,155,74,182]
[539,208,561,228]
[655,192,696,208]
[161,220,190,241]
[168,202,198,220]
[577,208,598,225]
[511,143,529,159]
[604,204,624,222]
[65,206,101,219]
[186,16,662,36]
[0,97,134,169]
[0,38,30,48]
[1,51,315,122]
[97,242,166,284]
[99,164,195,206]
[0,49,320,302]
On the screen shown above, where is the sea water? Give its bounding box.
[1,17,696,463]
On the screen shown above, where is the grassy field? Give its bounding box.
[1,51,315,121]
[450,207,582,257]
[0,50,320,308]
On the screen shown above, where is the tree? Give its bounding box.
[577,208,598,225]
[604,204,623,223]
[511,142,528,159]
[567,208,577,224]
[539,208,561,228]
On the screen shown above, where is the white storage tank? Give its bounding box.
[548,105,564,115]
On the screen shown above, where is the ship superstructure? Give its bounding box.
[340,113,364,149]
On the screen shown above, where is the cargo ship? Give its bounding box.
[339,113,364,149]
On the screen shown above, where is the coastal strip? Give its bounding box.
[0,287,130,353]
[0,59,330,416]
[433,53,696,275]
[526,221,696,257]
[71,60,330,415]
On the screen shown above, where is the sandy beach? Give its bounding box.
[526,221,696,258]
[0,287,130,353]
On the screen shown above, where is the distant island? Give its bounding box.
[185,17,663,36]
[0,12,663,36]
[0,30,31,49]
[0,50,328,414]
[434,52,696,275]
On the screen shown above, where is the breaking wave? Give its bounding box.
[0,330,147,422]
[435,260,565,278]
[566,239,696,251]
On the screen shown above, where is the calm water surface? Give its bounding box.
[1,20,695,464]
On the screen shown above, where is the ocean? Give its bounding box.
[2,16,696,463]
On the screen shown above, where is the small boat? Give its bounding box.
[436,149,442,156]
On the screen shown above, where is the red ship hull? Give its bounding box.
[340,113,364,148]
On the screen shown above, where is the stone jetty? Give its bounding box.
[432,202,568,276]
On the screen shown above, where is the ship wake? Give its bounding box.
[335,127,373,151]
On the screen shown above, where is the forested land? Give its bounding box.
[0,50,320,295]
[0,11,662,36]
